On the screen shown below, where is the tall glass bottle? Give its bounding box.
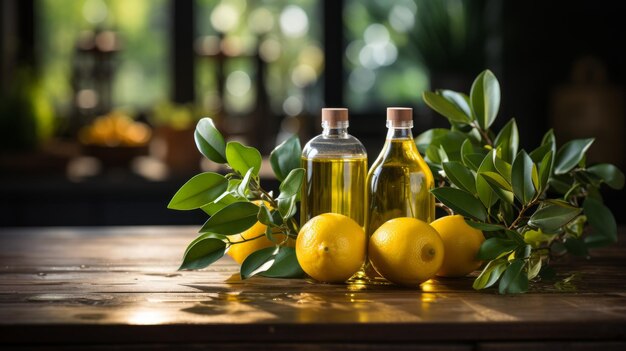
[301,108,368,227]
[366,107,435,236]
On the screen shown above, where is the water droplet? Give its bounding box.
[37,272,47,277]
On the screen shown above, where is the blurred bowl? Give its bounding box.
[81,144,149,169]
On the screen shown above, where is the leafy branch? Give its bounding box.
[421,69,624,294]
[168,118,305,279]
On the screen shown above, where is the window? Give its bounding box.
[194,0,323,118]
[37,0,170,118]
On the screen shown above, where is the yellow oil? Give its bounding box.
[300,157,367,227]
[366,138,435,235]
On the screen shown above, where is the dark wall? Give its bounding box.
[500,0,626,150]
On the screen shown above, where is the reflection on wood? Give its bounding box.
[0,226,625,348]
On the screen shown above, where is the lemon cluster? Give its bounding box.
[79,111,151,147]
[295,213,485,287]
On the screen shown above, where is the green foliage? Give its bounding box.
[270,136,301,181]
[421,69,624,294]
[172,118,304,279]
[168,173,228,210]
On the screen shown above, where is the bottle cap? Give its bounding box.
[386,107,413,122]
[321,108,348,127]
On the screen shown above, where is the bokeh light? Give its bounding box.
[280,5,309,38]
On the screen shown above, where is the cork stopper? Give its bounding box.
[321,108,349,128]
[386,107,413,128]
[386,107,413,122]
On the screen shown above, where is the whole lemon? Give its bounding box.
[368,217,444,287]
[431,215,485,277]
[296,213,366,283]
[227,201,290,264]
[227,222,286,264]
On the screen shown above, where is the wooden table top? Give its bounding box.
[1,226,625,350]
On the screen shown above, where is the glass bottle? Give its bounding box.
[366,107,435,236]
[300,108,368,227]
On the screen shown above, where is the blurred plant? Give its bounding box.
[151,100,208,130]
[168,118,305,279]
[412,0,486,73]
[419,69,624,294]
[0,68,55,151]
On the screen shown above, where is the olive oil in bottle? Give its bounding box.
[301,108,368,227]
[366,107,435,236]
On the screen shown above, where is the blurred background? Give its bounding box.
[1,0,624,227]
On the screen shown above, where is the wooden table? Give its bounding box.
[1,226,625,350]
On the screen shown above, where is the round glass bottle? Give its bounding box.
[366,107,435,236]
[300,108,368,227]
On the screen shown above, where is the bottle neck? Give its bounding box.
[322,121,349,137]
[385,127,413,140]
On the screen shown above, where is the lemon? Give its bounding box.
[431,215,485,277]
[227,201,290,264]
[296,213,366,283]
[368,217,444,286]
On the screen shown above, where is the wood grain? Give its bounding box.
[0,226,625,349]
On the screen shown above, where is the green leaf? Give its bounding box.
[226,141,262,176]
[431,187,487,222]
[279,168,305,199]
[480,171,514,204]
[498,259,528,294]
[583,197,617,246]
[237,167,254,198]
[529,143,552,163]
[554,138,594,175]
[168,172,228,210]
[587,164,625,190]
[257,203,283,227]
[527,254,542,280]
[460,139,474,158]
[423,91,471,123]
[278,195,297,219]
[270,135,301,181]
[477,237,518,260]
[201,193,241,216]
[548,174,573,195]
[466,220,505,231]
[440,90,472,119]
[426,144,443,164]
[493,119,519,163]
[443,161,476,193]
[476,150,498,208]
[240,246,278,279]
[415,129,449,154]
[179,237,226,270]
[505,229,526,246]
[470,69,501,129]
[200,201,260,234]
[528,201,582,232]
[463,153,485,171]
[480,171,513,192]
[194,118,227,163]
[261,247,305,278]
[493,156,512,182]
[537,151,553,193]
[182,232,227,258]
[473,259,508,290]
[542,129,556,148]
[524,229,554,247]
[511,151,536,205]
[438,131,467,162]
